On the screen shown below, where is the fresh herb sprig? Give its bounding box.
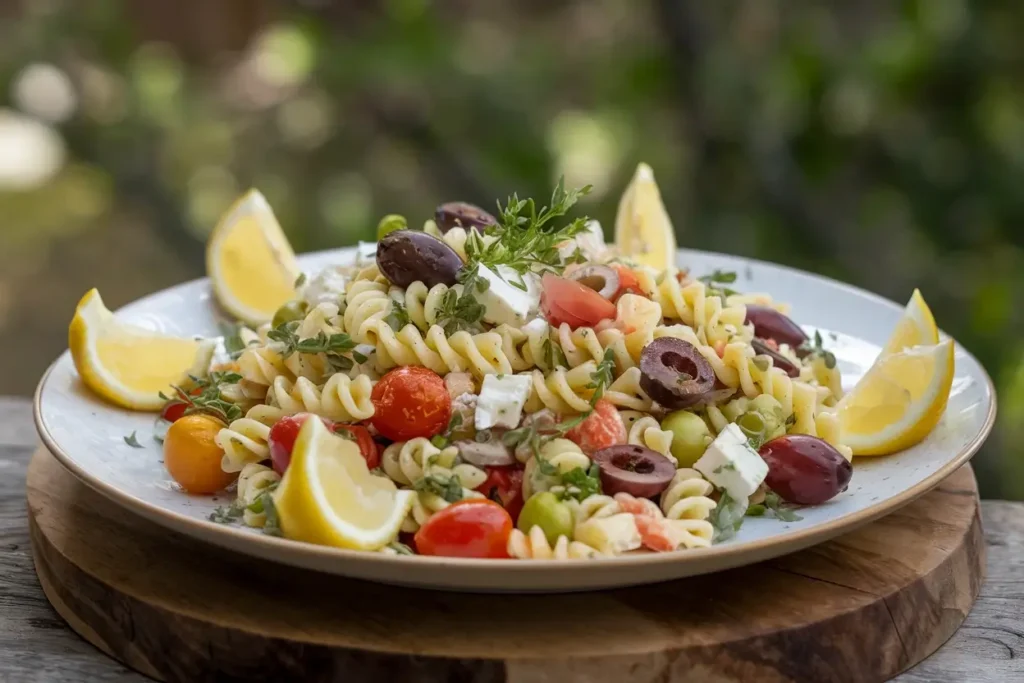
[384,298,412,332]
[414,472,465,504]
[246,483,283,536]
[430,412,465,449]
[557,462,603,502]
[266,320,365,372]
[210,500,244,524]
[799,330,837,370]
[707,490,747,541]
[698,269,740,298]
[435,276,488,335]
[123,431,144,448]
[159,370,243,424]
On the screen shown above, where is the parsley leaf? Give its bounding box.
[558,463,602,502]
[414,473,464,503]
[798,330,837,370]
[698,269,740,297]
[435,274,487,335]
[586,349,616,404]
[385,298,412,332]
[209,501,244,524]
[123,431,144,448]
[763,491,803,522]
[707,490,748,542]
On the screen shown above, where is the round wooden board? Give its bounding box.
[27,446,984,683]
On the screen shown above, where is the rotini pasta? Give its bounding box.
[637,270,749,345]
[373,322,513,379]
[523,438,591,499]
[265,374,375,422]
[524,364,653,415]
[236,462,281,528]
[507,526,601,560]
[216,404,283,473]
[622,410,675,462]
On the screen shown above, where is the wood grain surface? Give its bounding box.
[26,424,986,683]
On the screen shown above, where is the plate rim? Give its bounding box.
[33,246,999,574]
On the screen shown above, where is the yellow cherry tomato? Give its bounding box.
[164,414,235,494]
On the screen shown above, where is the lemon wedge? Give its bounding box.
[68,289,215,411]
[883,289,940,354]
[614,162,677,271]
[206,189,300,326]
[838,339,955,456]
[273,418,414,550]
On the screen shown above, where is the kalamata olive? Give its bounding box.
[591,445,676,498]
[376,230,462,288]
[435,202,497,234]
[751,339,801,379]
[758,434,852,505]
[745,305,809,350]
[639,338,717,409]
[568,264,620,301]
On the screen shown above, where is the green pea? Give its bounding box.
[376,214,408,240]
[271,300,308,328]
[661,410,713,468]
[517,492,574,545]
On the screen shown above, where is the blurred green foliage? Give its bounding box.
[0,0,1022,496]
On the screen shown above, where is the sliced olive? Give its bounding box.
[751,339,800,378]
[376,229,462,288]
[591,445,675,498]
[568,264,619,301]
[744,305,809,350]
[639,337,717,409]
[434,202,497,234]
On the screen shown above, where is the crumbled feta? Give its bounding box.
[557,219,607,262]
[301,266,350,306]
[521,318,549,336]
[693,423,769,501]
[476,265,541,327]
[475,373,533,430]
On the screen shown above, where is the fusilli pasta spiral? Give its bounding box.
[265,374,375,422]
[507,526,601,560]
[637,270,748,345]
[524,364,654,415]
[523,438,591,499]
[373,322,513,379]
[216,404,283,473]
[236,462,281,528]
[621,411,675,461]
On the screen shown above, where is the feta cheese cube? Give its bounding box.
[693,423,769,500]
[301,266,350,306]
[475,374,533,430]
[521,318,549,336]
[557,220,607,262]
[476,265,541,327]
[355,241,378,266]
[575,514,642,555]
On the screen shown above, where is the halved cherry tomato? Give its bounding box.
[371,367,452,441]
[268,413,332,474]
[565,399,627,455]
[476,466,525,523]
[611,265,644,299]
[160,387,202,423]
[414,499,513,559]
[540,274,617,329]
[333,424,380,470]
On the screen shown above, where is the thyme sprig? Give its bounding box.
[698,269,740,298]
[266,320,364,372]
[799,330,837,370]
[159,370,243,424]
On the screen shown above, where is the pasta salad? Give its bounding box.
[163,181,857,560]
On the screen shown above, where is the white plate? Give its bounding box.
[34,248,996,592]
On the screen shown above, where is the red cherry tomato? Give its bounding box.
[268,413,332,474]
[540,274,617,329]
[565,399,627,455]
[475,466,525,523]
[414,499,513,559]
[160,387,203,423]
[370,367,452,441]
[333,424,380,470]
[611,265,644,299]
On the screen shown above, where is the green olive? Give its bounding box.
[748,394,786,441]
[661,410,713,468]
[517,492,574,544]
[376,214,408,240]
[271,300,308,328]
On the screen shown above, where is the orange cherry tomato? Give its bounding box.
[371,367,452,441]
[565,399,627,455]
[540,274,617,329]
[611,265,644,299]
[414,499,513,559]
[163,414,236,494]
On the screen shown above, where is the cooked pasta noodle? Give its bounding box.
[265,374,375,422]
[216,404,282,473]
[660,468,717,522]
[507,526,601,560]
[373,322,513,379]
[236,462,281,528]
[622,411,675,461]
[523,438,590,499]
[381,438,487,490]
[524,364,654,415]
[637,270,748,345]
[401,487,485,533]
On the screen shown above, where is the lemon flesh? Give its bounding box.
[274,418,413,550]
[838,340,955,456]
[614,162,677,271]
[206,189,299,325]
[68,289,214,411]
[883,289,939,354]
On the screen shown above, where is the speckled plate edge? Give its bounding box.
[32,248,998,592]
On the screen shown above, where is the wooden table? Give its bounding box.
[1,396,1021,683]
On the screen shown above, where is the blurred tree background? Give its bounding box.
[1,0,1021,496]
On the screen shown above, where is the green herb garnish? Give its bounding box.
[415,473,464,504]
[435,275,488,335]
[707,490,747,541]
[799,330,837,370]
[158,371,244,424]
[209,501,244,524]
[123,431,144,448]
[558,463,603,502]
[698,269,740,298]
[294,273,307,289]
[542,335,568,370]
[220,322,248,359]
[763,491,803,522]
[260,488,282,536]
[385,298,412,332]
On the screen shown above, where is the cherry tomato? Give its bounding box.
[540,274,617,329]
[611,265,644,299]
[414,499,513,559]
[565,399,627,455]
[268,413,331,474]
[164,415,236,494]
[370,367,451,441]
[476,466,525,523]
[333,424,380,470]
[160,387,202,423]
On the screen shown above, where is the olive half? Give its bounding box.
[639,337,717,409]
[568,264,619,301]
[434,201,497,234]
[751,339,800,378]
[376,229,463,289]
[592,445,675,498]
[744,305,809,352]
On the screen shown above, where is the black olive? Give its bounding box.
[434,202,497,234]
[568,264,620,301]
[639,338,717,409]
[744,305,809,351]
[591,445,676,498]
[751,339,801,378]
[376,230,462,288]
